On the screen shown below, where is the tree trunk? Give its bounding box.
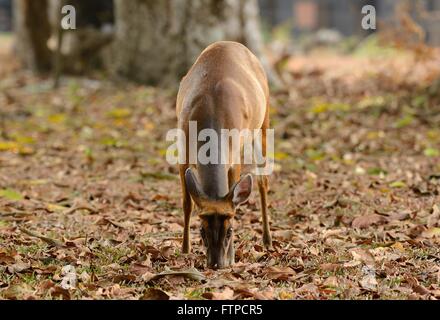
[110,0,266,86]
[13,0,52,73]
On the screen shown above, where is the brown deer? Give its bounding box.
[176,41,272,269]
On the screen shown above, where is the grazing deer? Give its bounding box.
[176,41,272,269]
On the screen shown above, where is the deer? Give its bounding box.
[176,41,272,269]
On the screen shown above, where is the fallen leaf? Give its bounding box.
[323,276,339,287]
[343,260,361,268]
[49,286,71,300]
[320,263,341,272]
[19,227,65,247]
[352,214,387,229]
[7,261,30,273]
[0,188,23,201]
[389,181,406,188]
[111,273,137,283]
[145,267,205,283]
[349,248,375,267]
[140,288,170,300]
[202,287,234,300]
[427,204,440,228]
[360,274,377,291]
[391,242,406,252]
[412,284,430,296]
[278,290,294,300]
[387,211,411,221]
[296,283,319,296]
[273,230,295,241]
[263,266,296,281]
[0,284,33,299]
[0,252,15,264]
[421,227,440,238]
[129,263,152,276]
[424,148,439,157]
[79,271,91,283]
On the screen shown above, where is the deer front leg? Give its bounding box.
[257,109,272,249]
[257,174,272,249]
[179,164,192,253]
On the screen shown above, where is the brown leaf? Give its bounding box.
[412,284,430,296]
[160,246,174,259]
[0,252,15,264]
[141,272,157,283]
[349,248,375,267]
[273,230,295,241]
[427,204,440,228]
[263,266,296,281]
[168,275,187,286]
[202,287,234,300]
[421,227,440,238]
[129,263,152,276]
[144,245,166,261]
[352,214,387,229]
[359,274,377,291]
[323,276,339,287]
[256,287,275,300]
[166,223,182,232]
[295,283,319,296]
[111,273,137,283]
[0,284,34,299]
[144,267,205,284]
[320,263,341,272]
[140,288,170,300]
[387,211,411,222]
[232,288,254,299]
[38,279,56,291]
[7,261,30,273]
[49,286,71,300]
[19,227,65,247]
[151,194,170,201]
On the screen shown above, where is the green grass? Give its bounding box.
[353,35,408,58]
[0,32,12,41]
[16,244,46,255]
[185,288,206,300]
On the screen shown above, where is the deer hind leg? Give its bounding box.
[257,108,272,249]
[179,164,192,253]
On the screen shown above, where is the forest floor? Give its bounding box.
[1,35,440,300]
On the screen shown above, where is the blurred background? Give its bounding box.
[0,0,439,86]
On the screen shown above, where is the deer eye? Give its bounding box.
[226,227,232,238]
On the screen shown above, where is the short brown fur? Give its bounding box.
[176,41,272,269]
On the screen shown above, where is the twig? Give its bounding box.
[19,227,65,248]
[62,205,98,215]
[0,211,32,217]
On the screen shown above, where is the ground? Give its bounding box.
[1,34,440,300]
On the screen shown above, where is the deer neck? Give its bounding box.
[194,115,229,199]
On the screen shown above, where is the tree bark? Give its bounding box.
[13,0,52,73]
[110,0,266,86]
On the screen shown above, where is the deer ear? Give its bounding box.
[231,174,253,207]
[185,168,205,207]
